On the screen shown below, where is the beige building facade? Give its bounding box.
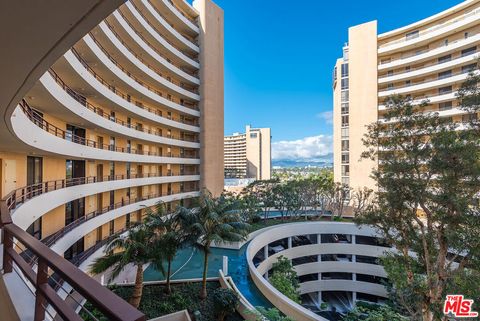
[224,125,271,180]
[0,0,223,265]
[333,0,480,191]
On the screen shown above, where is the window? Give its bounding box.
[387,70,393,76]
[341,78,349,89]
[405,30,419,40]
[341,90,349,102]
[109,111,115,121]
[465,32,469,39]
[250,132,258,138]
[341,177,349,185]
[439,101,452,111]
[341,128,349,139]
[341,64,349,77]
[438,55,451,63]
[341,115,349,127]
[341,153,349,164]
[341,165,350,176]
[341,140,349,151]
[405,66,411,71]
[444,39,449,46]
[109,136,115,151]
[462,113,478,122]
[462,46,477,57]
[405,80,411,86]
[462,63,477,74]
[109,220,114,236]
[341,103,349,114]
[333,66,337,82]
[438,70,452,79]
[387,83,394,89]
[439,86,452,95]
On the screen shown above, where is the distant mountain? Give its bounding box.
[272,156,333,169]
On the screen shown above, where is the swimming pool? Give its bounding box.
[143,243,272,308]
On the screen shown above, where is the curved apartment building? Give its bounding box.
[0,0,223,319]
[333,0,480,190]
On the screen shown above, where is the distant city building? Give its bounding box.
[224,125,271,180]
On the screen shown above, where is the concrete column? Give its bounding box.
[318,254,322,262]
[318,291,322,305]
[352,291,357,305]
[318,234,322,244]
[352,273,356,281]
[264,245,268,260]
[352,234,356,244]
[288,237,292,249]
[352,254,356,263]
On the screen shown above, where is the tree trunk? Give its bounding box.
[129,264,144,308]
[200,248,209,299]
[165,259,172,294]
[218,311,226,321]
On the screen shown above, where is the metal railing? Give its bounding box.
[18,100,200,157]
[88,29,199,96]
[379,8,480,49]
[48,68,200,136]
[144,0,198,45]
[69,46,198,113]
[115,8,198,64]
[165,0,198,25]
[0,200,146,321]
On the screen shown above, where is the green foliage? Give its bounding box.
[212,288,239,321]
[253,306,295,321]
[357,87,480,320]
[188,189,250,298]
[81,282,243,321]
[342,304,408,321]
[269,256,300,304]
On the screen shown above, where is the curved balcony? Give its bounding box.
[378,49,478,83]
[7,170,200,230]
[160,0,199,34]
[84,32,199,101]
[378,69,473,97]
[127,1,199,54]
[113,10,199,69]
[41,72,200,147]
[48,191,199,255]
[378,91,458,110]
[77,36,199,107]
[299,280,387,298]
[64,49,199,117]
[378,7,480,54]
[247,222,390,321]
[11,102,200,164]
[98,21,199,86]
[378,32,480,70]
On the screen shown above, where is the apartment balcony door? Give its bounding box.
[96,226,103,243]
[137,165,143,178]
[64,238,84,260]
[66,159,85,186]
[97,164,103,182]
[3,159,17,197]
[137,186,143,200]
[97,136,104,149]
[97,193,103,213]
[65,198,85,225]
[26,217,42,240]
[27,156,42,196]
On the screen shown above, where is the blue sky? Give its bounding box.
[191,0,461,161]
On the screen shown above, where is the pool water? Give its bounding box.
[144,243,272,308]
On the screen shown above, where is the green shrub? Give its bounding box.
[212,288,239,321]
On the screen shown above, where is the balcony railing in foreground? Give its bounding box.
[0,200,146,321]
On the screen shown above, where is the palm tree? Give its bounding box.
[89,224,160,308]
[144,202,196,294]
[190,190,250,299]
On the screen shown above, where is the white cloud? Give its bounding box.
[316,111,333,125]
[272,135,333,161]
